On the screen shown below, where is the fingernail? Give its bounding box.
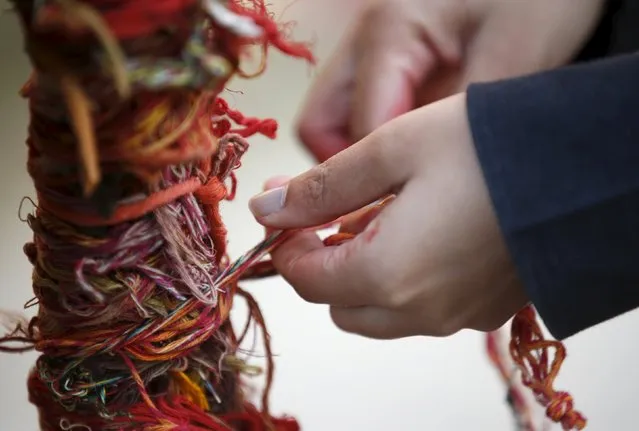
[249,185,287,218]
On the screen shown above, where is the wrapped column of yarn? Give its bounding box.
[0,0,312,430]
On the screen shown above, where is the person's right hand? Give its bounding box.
[251,93,528,339]
[297,0,605,162]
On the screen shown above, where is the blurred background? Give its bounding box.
[1,1,638,430]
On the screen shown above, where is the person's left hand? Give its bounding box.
[249,93,528,339]
[295,0,605,162]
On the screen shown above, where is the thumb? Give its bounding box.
[260,175,292,236]
[248,131,411,229]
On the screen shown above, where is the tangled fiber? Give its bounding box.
[0,0,312,429]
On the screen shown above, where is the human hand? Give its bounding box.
[297,0,605,162]
[249,93,528,339]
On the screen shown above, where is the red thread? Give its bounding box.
[226,172,238,201]
[213,98,278,139]
[37,177,202,227]
[509,306,586,430]
[194,177,229,265]
[239,260,278,280]
[323,232,355,247]
[228,0,315,64]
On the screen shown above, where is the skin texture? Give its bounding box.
[296,0,606,162]
[252,94,526,339]
[249,0,606,339]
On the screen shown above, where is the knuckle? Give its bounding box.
[356,1,405,46]
[366,133,389,166]
[435,318,463,337]
[382,287,410,310]
[364,126,405,178]
[426,306,464,337]
[374,267,411,309]
[301,163,329,212]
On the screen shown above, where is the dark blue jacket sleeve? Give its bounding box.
[466,53,639,340]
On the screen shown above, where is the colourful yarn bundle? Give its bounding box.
[0,0,312,429]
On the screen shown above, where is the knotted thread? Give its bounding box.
[508,307,586,430]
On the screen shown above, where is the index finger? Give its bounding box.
[296,27,357,162]
[270,224,380,307]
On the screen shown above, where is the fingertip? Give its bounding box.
[249,183,288,221]
[257,176,290,231]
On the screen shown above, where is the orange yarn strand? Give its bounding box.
[509,306,586,430]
